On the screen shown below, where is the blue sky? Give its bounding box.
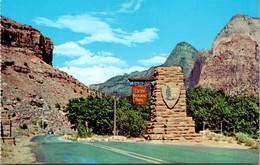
[2,0,259,85]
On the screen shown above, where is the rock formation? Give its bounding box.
[185,49,211,88]
[1,16,104,133]
[212,14,259,51]
[198,15,259,95]
[1,16,53,65]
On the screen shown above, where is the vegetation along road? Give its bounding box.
[31,135,259,164]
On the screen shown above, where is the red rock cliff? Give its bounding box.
[1,16,104,133]
[1,16,53,65]
[198,15,259,95]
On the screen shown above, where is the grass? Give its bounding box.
[65,134,78,142]
[1,143,14,158]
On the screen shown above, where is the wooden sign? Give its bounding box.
[132,86,147,105]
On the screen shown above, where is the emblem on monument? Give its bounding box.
[162,83,180,109]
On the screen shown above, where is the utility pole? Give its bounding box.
[113,91,117,136]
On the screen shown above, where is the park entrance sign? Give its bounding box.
[128,78,156,106]
[132,86,147,105]
[146,66,201,142]
[129,70,201,142]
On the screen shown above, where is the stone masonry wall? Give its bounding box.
[147,66,201,142]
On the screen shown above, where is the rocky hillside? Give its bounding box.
[1,16,103,133]
[198,14,259,95]
[90,14,259,97]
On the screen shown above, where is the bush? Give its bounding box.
[235,132,253,144]
[38,120,48,129]
[227,137,233,143]
[19,123,28,130]
[32,120,37,125]
[77,123,87,138]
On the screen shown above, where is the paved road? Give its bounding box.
[31,135,259,164]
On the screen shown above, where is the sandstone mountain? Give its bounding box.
[90,14,259,97]
[1,16,103,133]
[212,14,259,51]
[198,14,259,95]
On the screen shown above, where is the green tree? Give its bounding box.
[186,87,259,138]
[64,95,151,138]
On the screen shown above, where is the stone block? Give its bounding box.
[3,125,11,131]
[3,131,11,136]
[1,119,11,125]
[1,137,15,145]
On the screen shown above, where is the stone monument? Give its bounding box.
[147,66,201,142]
[1,110,15,145]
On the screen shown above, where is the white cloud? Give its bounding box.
[138,56,167,66]
[34,14,112,35]
[34,13,158,47]
[54,42,127,67]
[33,17,62,28]
[124,28,159,43]
[55,41,149,85]
[134,2,141,11]
[59,65,148,85]
[117,0,144,13]
[77,27,158,46]
[54,42,92,57]
[65,55,127,67]
[97,51,114,56]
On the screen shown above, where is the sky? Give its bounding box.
[2,0,259,86]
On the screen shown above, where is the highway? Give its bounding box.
[31,135,259,164]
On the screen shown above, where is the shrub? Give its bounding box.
[19,123,28,130]
[55,103,61,109]
[77,123,87,138]
[222,137,227,142]
[207,132,215,140]
[227,137,233,143]
[32,120,37,125]
[235,132,252,143]
[16,97,21,101]
[214,134,221,142]
[38,120,48,129]
[245,140,255,147]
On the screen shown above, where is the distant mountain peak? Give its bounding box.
[213,14,259,50]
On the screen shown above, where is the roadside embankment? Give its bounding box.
[1,135,38,164]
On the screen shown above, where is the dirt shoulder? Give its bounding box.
[60,135,252,150]
[1,135,38,164]
[144,139,251,149]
